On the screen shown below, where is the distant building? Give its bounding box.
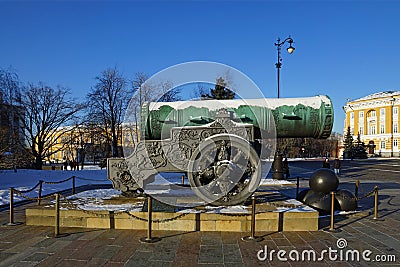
[343,91,400,157]
[46,123,138,164]
[0,91,25,151]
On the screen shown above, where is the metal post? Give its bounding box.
[373,186,381,221]
[242,195,263,242]
[296,176,300,199]
[5,187,22,226]
[147,196,152,239]
[181,175,185,186]
[329,191,335,231]
[324,191,341,232]
[55,193,60,237]
[72,176,76,195]
[140,195,161,243]
[250,196,256,238]
[8,188,15,225]
[277,47,281,98]
[355,180,359,200]
[37,180,43,206]
[274,36,295,99]
[46,193,68,238]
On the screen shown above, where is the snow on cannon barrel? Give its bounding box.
[140,95,333,140]
[110,95,333,206]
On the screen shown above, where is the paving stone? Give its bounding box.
[125,251,153,266]
[197,264,224,267]
[86,257,108,266]
[5,236,45,253]
[148,248,177,262]
[53,259,89,267]
[38,239,72,254]
[34,255,64,267]
[94,245,122,260]
[0,169,399,267]
[198,245,223,264]
[102,262,124,267]
[21,252,50,263]
[0,241,13,250]
[223,243,243,263]
[77,229,107,240]
[0,247,40,267]
[109,244,138,263]
[0,251,17,264]
[10,261,38,267]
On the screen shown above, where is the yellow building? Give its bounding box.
[343,91,399,157]
[46,123,138,164]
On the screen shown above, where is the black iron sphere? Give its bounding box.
[302,190,336,212]
[309,168,339,193]
[335,189,357,211]
[296,188,310,201]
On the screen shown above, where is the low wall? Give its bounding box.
[26,207,318,232]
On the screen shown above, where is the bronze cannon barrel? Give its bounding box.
[140,95,333,140]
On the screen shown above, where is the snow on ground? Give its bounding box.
[60,189,144,212]
[0,165,296,207]
[259,179,295,186]
[0,166,109,206]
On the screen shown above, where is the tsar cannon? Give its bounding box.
[108,95,333,206]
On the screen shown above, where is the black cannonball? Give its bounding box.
[296,188,310,201]
[303,190,338,212]
[302,189,324,204]
[335,189,357,211]
[309,168,339,193]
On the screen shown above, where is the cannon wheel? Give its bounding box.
[188,133,261,206]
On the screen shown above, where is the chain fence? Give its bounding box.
[5,177,382,226]
[58,193,192,223]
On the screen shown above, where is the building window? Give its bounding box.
[380,141,386,149]
[394,139,398,148]
[394,123,398,134]
[380,108,385,117]
[359,126,364,135]
[380,124,385,134]
[371,110,376,117]
[394,107,398,118]
[350,112,354,119]
[370,125,376,135]
[359,111,364,118]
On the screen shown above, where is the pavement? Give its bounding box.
[0,160,399,266]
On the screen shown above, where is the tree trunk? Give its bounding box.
[35,156,43,170]
[112,139,118,157]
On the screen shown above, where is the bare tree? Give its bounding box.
[16,83,82,169]
[194,83,210,99]
[0,127,8,156]
[128,72,180,143]
[0,67,26,169]
[0,67,20,105]
[158,80,181,102]
[86,67,130,157]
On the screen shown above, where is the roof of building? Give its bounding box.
[353,91,400,102]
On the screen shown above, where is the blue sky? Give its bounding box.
[1,1,400,133]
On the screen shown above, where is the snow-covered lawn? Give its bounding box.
[0,166,108,206]
[0,166,295,208]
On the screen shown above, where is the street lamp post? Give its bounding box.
[274,36,295,98]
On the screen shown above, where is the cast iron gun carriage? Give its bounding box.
[108,95,333,206]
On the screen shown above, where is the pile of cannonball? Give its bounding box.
[297,169,357,212]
